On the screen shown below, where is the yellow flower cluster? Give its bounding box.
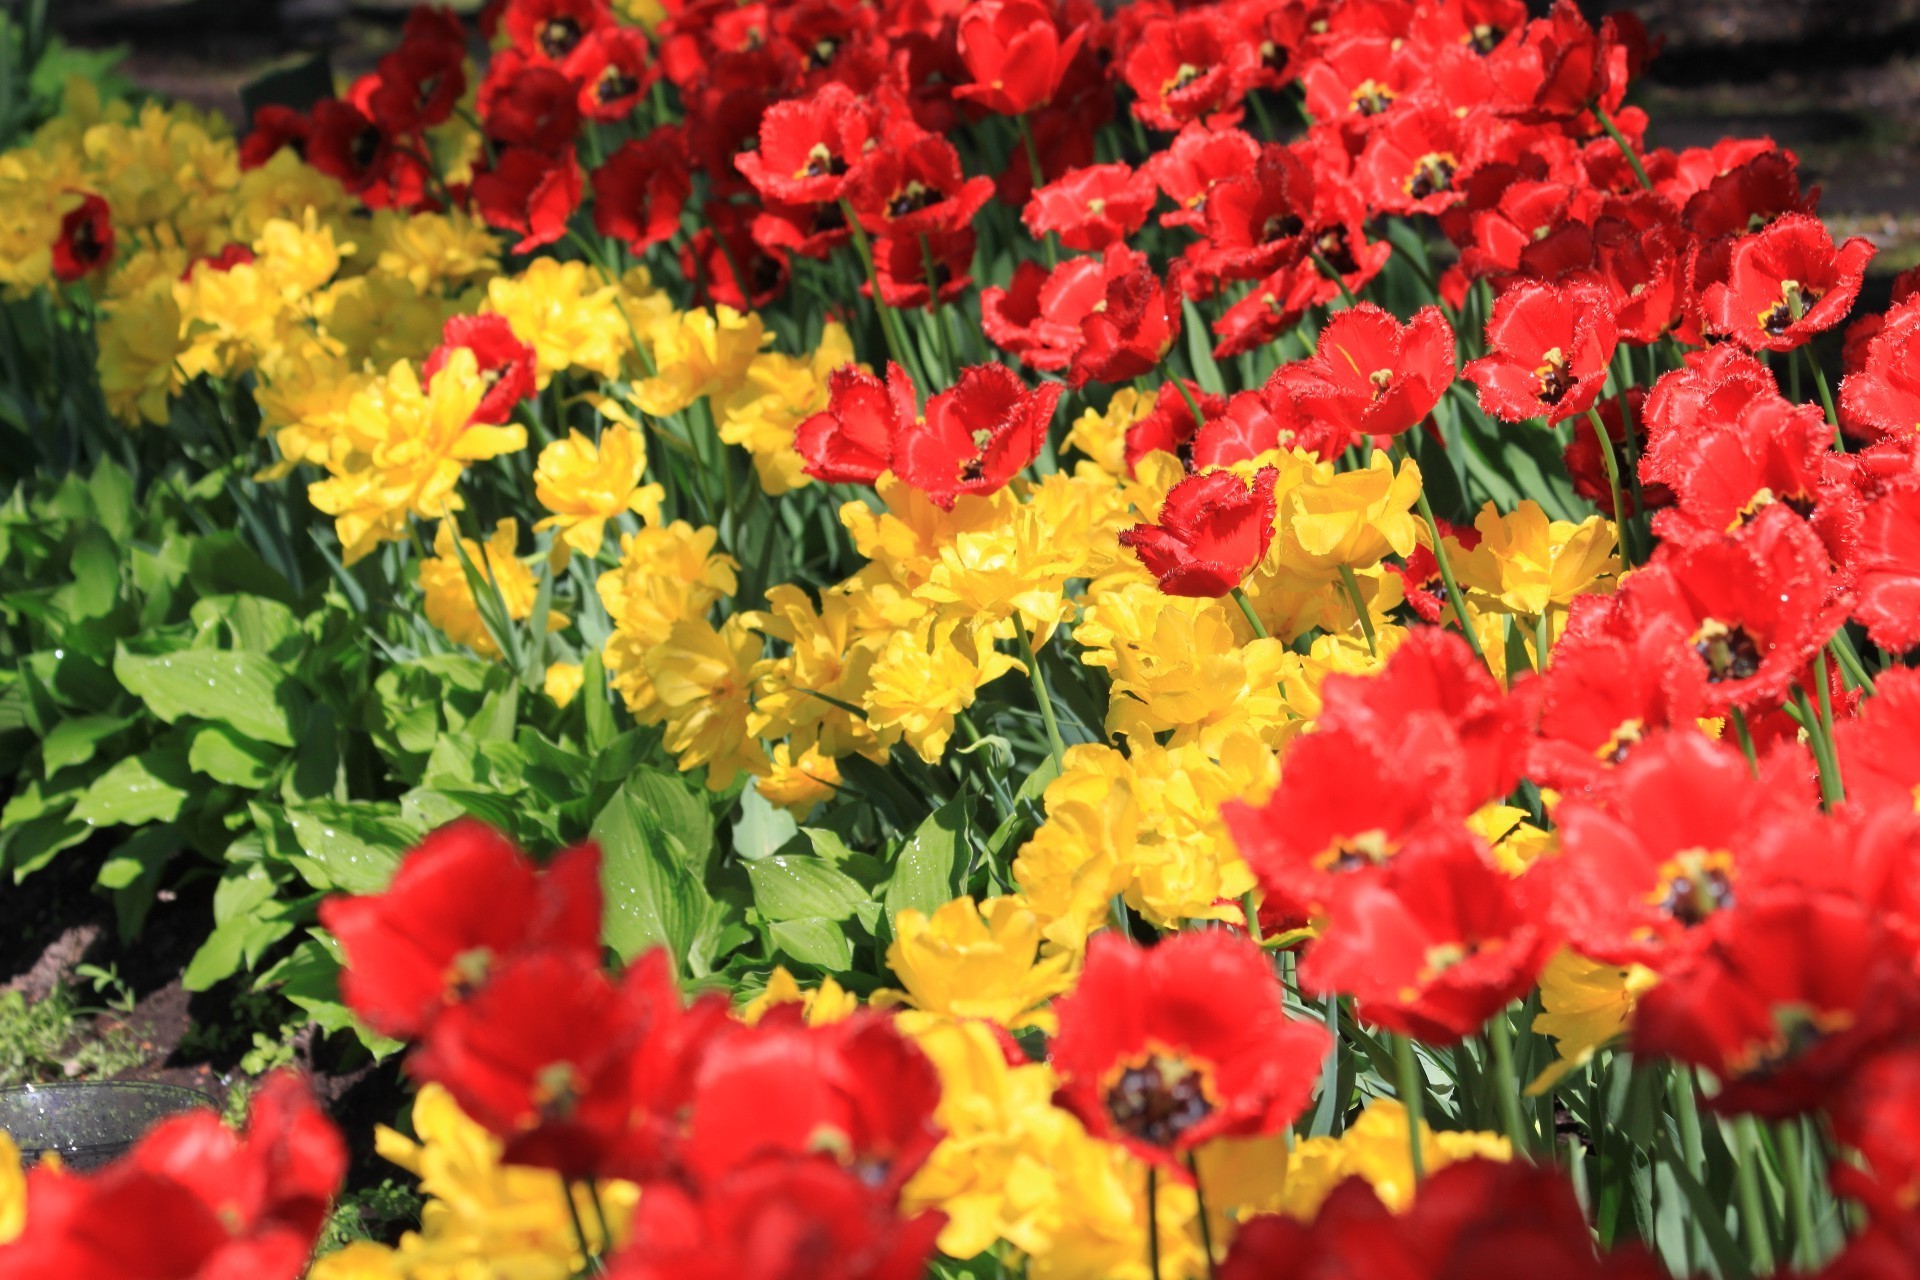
[310,1085,637,1280]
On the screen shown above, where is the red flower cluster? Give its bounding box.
[322,821,946,1274]
[1050,931,1329,1175]
[0,1073,345,1280]
[1219,1158,1661,1280]
[794,360,1062,507]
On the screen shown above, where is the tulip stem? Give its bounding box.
[841,201,918,382]
[1777,1118,1821,1270]
[1593,102,1653,191]
[1801,346,1841,445]
[1229,586,1269,640]
[1829,633,1877,694]
[1146,1164,1164,1280]
[562,1177,606,1273]
[1733,1118,1778,1274]
[920,233,958,382]
[1014,614,1067,772]
[1337,564,1378,656]
[587,1179,615,1256]
[1309,250,1359,308]
[1170,375,1209,432]
[1187,1152,1220,1278]
[1729,705,1759,775]
[1394,1034,1427,1182]
[1487,1012,1530,1154]
[1015,115,1059,269]
[1585,408,1635,568]
[1390,440,1489,669]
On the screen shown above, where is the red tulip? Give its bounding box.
[1119,465,1278,598]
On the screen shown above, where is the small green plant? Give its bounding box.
[314,1179,424,1256]
[0,984,145,1086]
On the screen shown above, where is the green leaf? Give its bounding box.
[114,645,302,747]
[284,803,423,894]
[581,648,615,752]
[40,713,134,776]
[592,769,715,968]
[620,764,716,872]
[1181,295,1227,395]
[768,917,854,971]
[747,849,872,923]
[190,594,304,661]
[983,755,1059,863]
[186,531,295,605]
[733,780,800,861]
[184,864,292,990]
[187,723,282,789]
[71,747,193,827]
[271,938,403,1058]
[97,827,179,939]
[2,813,90,880]
[884,795,968,935]
[66,525,121,622]
[86,460,135,545]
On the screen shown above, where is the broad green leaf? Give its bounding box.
[184,864,291,989]
[66,525,121,622]
[733,780,799,861]
[186,531,295,604]
[618,764,716,871]
[190,594,303,661]
[114,645,302,746]
[71,747,193,827]
[592,769,714,968]
[2,813,90,880]
[747,851,872,923]
[768,917,854,971]
[581,648,614,752]
[40,713,134,776]
[86,460,135,544]
[97,827,179,939]
[284,803,423,894]
[187,723,282,789]
[884,795,969,934]
[984,755,1060,863]
[271,938,403,1058]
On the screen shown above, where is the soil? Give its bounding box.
[0,840,407,1176]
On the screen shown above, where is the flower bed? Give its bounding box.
[0,0,1917,1275]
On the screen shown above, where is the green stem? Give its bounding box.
[1394,1034,1427,1182]
[1013,613,1067,772]
[561,1177,606,1274]
[1796,676,1846,809]
[1593,102,1653,191]
[1230,586,1269,640]
[1777,1119,1819,1270]
[1015,115,1059,269]
[1391,440,1489,669]
[1733,1118,1778,1274]
[1829,633,1877,695]
[1170,375,1209,430]
[1802,346,1842,448]
[1672,1068,1710,1269]
[587,1179,615,1256]
[1145,1164,1163,1280]
[920,233,957,382]
[840,201,916,379]
[1337,564,1378,656]
[1309,249,1359,308]
[1728,704,1759,774]
[1187,1152,1219,1279]
[1586,407,1634,567]
[1487,1012,1530,1153]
